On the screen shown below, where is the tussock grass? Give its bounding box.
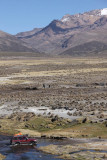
[0,116,107,138]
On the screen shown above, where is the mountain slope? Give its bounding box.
[0,30,38,52]
[16,28,42,38]
[60,41,107,56]
[15,8,107,55]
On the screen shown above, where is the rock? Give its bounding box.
[51,115,59,122]
[67,112,72,116]
[91,112,95,115]
[25,87,38,90]
[41,135,46,138]
[73,112,78,116]
[8,112,35,122]
[50,135,67,139]
[82,118,87,123]
[78,111,83,116]
[97,114,104,119]
[25,124,29,128]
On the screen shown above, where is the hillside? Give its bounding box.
[0,30,38,53]
[16,28,42,38]
[60,41,107,56]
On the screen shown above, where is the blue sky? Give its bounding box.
[0,0,107,34]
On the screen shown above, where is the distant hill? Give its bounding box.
[0,30,38,53]
[60,41,107,56]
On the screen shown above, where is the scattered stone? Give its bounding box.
[82,118,87,123]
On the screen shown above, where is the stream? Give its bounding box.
[0,135,107,160]
[0,135,63,160]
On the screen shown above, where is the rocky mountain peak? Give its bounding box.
[60,8,107,23]
[61,14,71,22]
[84,8,107,16]
[42,20,67,35]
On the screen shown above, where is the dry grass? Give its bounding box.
[0,57,106,66]
[0,57,107,85]
[0,154,5,160]
[39,143,107,160]
[16,129,41,137]
[41,123,107,138]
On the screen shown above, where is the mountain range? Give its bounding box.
[1,8,107,56]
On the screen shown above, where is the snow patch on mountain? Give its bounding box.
[61,15,71,22]
[101,8,107,15]
[61,17,70,22]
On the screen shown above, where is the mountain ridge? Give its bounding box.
[15,8,107,55]
[0,8,107,56]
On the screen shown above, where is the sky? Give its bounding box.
[0,0,107,35]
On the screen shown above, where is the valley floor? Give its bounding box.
[0,57,107,121]
[0,56,107,159]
